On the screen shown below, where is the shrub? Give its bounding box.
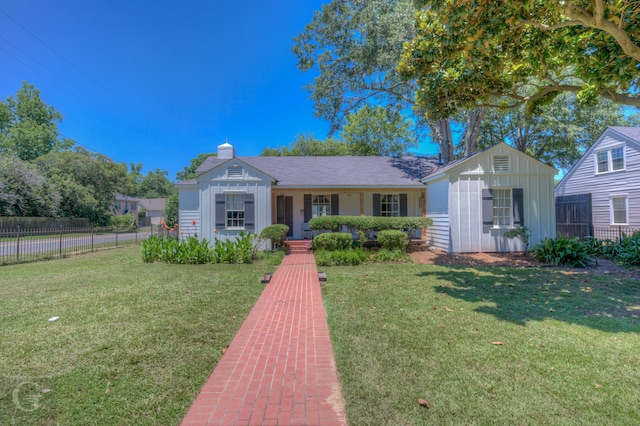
[531,236,591,267]
[504,226,531,252]
[259,224,289,249]
[142,232,258,264]
[377,230,409,251]
[111,213,136,230]
[308,215,432,237]
[372,249,411,263]
[313,232,354,251]
[314,248,369,266]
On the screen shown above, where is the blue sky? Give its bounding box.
[0,0,358,180]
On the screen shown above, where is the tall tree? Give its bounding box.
[261,133,351,156]
[476,93,640,171]
[35,148,130,224]
[399,1,640,120]
[0,82,73,161]
[0,154,60,216]
[134,168,174,198]
[176,152,215,182]
[340,105,418,156]
[293,0,478,161]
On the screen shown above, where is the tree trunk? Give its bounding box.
[429,119,454,163]
[463,107,486,156]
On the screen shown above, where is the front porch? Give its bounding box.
[271,189,427,240]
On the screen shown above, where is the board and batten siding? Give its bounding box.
[179,187,200,236]
[193,160,273,246]
[427,143,556,253]
[556,130,640,228]
[425,177,450,252]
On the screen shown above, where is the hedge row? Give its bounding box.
[308,215,432,234]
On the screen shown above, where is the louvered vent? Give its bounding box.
[493,155,509,172]
[228,166,243,178]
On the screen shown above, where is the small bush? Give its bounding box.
[111,213,136,230]
[259,224,289,249]
[308,215,432,236]
[315,248,369,266]
[372,249,411,263]
[504,226,531,252]
[313,232,354,251]
[531,236,591,267]
[377,230,409,251]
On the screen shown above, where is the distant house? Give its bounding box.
[555,127,640,239]
[113,194,138,216]
[423,142,557,253]
[177,142,556,253]
[137,198,167,226]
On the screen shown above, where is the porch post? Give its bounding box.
[360,192,365,216]
[271,191,277,225]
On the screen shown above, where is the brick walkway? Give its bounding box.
[181,251,347,426]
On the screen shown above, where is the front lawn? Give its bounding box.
[0,246,276,425]
[322,264,640,425]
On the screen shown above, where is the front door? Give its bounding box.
[276,195,294,237]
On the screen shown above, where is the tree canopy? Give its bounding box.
[175,152,215,182]
[35,148,130,225]
[476,93,640,171]
[0,82,73,161]
[340,105,419,156]
[399,0,640,120]
[261,133,351,156]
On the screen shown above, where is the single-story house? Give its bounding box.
[178,142,437,245]
[113,194,138,216]
[178,142,557,253]
[423,142,557,253]
[555,126,640,239]
[137,198,167,226]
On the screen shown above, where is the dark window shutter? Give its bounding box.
[304,194,312,222]
[482,188,493,232]
[399,194,408,217]
[373,193,381,216]
[244,193,255,230]
[331,194,339,216]
[512,188,524,227]
[215,193,226,229]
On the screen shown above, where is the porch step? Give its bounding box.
[287,240,311,254]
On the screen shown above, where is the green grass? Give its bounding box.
[322,264,640,425]
[0,246,278,425]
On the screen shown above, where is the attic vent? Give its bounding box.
[493,155,509,172]
[228,166,243,178]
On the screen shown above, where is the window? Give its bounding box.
[312,195,331,218]
[611,196,628,225]
[226,194,245,228]
[493,155,510,172]
[380,194,399,217]
[611,147,624,170]
[596,146,625,174]
[493,189,512,228]
[227,166,243,178]
[130,202,136,211]
[115,200,121,210]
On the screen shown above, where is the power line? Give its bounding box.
[0,6,124,104]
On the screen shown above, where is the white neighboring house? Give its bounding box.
[555,127,640,239]
[423,142,557,253]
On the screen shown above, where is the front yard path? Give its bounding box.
[181,252,347,426]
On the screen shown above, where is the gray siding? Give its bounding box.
[178,188,200,237]
[556,130,640,228]
[425,178,450,252]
